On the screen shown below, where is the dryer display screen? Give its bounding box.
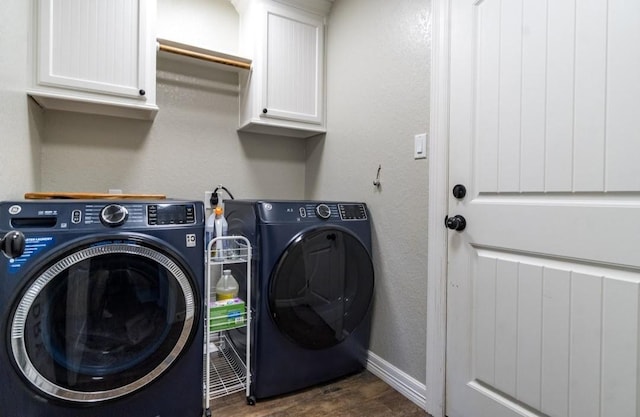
[338,204,367,220]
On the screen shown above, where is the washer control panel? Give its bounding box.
[0,201,201,230]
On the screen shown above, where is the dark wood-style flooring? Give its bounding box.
[209,370,432,417]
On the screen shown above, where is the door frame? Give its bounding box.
[426,0,451,416]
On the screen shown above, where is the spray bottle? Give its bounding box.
[213,205,228,259]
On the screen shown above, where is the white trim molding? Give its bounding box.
[426,0,451,416]
[366,351,427,410]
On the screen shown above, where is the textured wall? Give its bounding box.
[40,2,306,203]
[307,0,431,383]
[157,0,238,54]
[0,1,42,200]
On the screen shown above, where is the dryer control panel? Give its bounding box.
[257,201,368,223]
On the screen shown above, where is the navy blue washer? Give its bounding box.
[224,200,374,400]
[0,200,204,417]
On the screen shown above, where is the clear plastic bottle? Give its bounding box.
[216,269,239,300]
[213,206,228,259]
[205,210,216,247]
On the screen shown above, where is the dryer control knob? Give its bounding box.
[315,203,332,220]
[100,204,129,227]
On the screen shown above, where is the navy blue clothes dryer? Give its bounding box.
[224,200,374,401]
[0,200,204,417]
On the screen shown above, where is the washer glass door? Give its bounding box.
[269,227,374,349]
[10,239,197,403]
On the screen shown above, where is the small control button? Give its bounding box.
[299,207,307,218]
[147,205,158,225]
[186,205,195,222]
[71,209,82,224]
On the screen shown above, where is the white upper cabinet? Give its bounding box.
[232,0,332,138]
[28,0,158,120]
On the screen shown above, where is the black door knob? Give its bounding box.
[445,215,466,231]
[1,230,26,259]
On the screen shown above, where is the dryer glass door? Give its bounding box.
[269,227,374,349]
[10,239,197,403]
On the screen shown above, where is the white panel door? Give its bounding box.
[446,0,640,416]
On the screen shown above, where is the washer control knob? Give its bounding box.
[315,204,332,220]
[0,231,25,259]
[100,204,129,227]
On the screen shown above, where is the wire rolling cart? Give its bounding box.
[204,235,253,417]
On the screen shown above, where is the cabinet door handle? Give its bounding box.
[262,108,268,114]
[139,89,146,96]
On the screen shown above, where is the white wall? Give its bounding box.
[0,1,43,200]
[307,0,431,383]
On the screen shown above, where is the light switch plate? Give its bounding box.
[414,133,427,159]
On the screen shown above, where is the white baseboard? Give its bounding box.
[366,351,427,411]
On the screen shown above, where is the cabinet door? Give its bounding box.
[37,0,150,100]
[262,5,324,125]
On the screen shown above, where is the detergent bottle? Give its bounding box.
[216,269,239,300]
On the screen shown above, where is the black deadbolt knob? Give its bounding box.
[1,231,26,259]
[445,215,467,232]
[452,184,467,199]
